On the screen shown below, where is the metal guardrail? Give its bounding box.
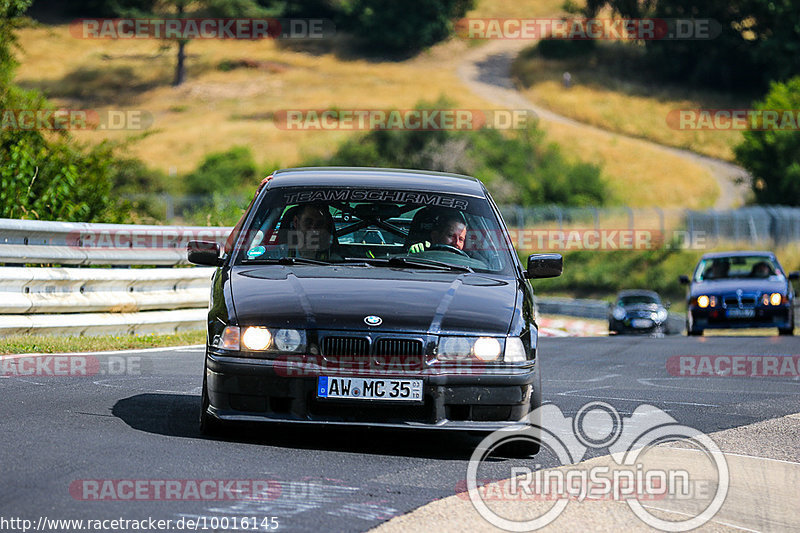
[0,218,231,266]
[499,204,800,247]
[0,218,228,336]
[0,267,214,315]
[1,217,690,337]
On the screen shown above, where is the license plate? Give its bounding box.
[631,318,653,328]
[726,308,755,318]
[317,376,423,402]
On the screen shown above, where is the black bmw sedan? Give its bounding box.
[187,167,561,439]
[680,251,798,336]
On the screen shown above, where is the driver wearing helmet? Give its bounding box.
[409,212,467,253]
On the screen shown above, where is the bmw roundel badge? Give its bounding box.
[364,315,382,326]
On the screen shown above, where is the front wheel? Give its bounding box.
[778,327,794,336]
[686,317,703,336]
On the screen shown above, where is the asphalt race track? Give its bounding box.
[2,336,800,532]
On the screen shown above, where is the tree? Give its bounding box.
[0,0,130,222]
[734,77,800,205]
[582,0,800,91]
[340,0,474,55]
[129,0,273,86]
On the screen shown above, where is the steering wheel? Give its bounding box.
[429,244,469,257]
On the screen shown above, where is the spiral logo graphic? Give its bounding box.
[466,402,729,532]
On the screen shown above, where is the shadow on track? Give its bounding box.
[112,393,487,460]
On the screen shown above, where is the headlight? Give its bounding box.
[655,309,668,322]
[215,326,306,353]
[473,337,502,361]
[696,295,710,308]
[612,307,626,320]
[770,292,783,306]
[438,337,473,359]
[504,337,527,362]
[274,329,303,351]
[437,336,503,362]
[241,327,272,351]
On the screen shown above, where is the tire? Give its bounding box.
[687,328,704,336]
[199,373,224,436]
[778,327,794,336]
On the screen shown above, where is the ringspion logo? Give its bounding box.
[465,402,728,531]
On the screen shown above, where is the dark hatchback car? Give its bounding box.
[188,167,562,441]
[680,251,798,336]
[608,290,670,335]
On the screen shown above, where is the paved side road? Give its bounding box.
[457,39,751,209]
[1,336,799,532]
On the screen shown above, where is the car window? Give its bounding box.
[619,295,659,305]
[694,256,783,281]
[234,186,516,275]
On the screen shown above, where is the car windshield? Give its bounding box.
[232,186,516,275]
[694,255,783,281]
[619,295,659,306]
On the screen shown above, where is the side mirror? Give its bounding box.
[678,275,690,285]
[789,271,800,281]
[188,240,221,266]
[526,253,562,279]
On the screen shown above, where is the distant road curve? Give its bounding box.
[457,39,751,209]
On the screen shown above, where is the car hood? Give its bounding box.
[690,278,787,297]
[229,265,518,335]
[620,303,661,312]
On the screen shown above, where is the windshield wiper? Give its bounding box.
[375,256,474,273]
[246,256,332,266]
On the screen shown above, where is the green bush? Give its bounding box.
[340,0,474,54]
[536,37,596,59]
[531,247,704,302]
[303,99,608,207]
[184,146,258,198]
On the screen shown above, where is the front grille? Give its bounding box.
[323,336,370,357]
[723,295,757,308]
[374,338,423,357]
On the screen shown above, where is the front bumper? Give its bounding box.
[689,305,793,329]
[204,351,539,432]
[609,318,665,334]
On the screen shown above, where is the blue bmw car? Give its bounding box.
[680,251,799,336]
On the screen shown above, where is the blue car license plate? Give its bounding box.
[726,308,755,318]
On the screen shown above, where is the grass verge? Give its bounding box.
[0,330,205,355]
[511,43,751,162]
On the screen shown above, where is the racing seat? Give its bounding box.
[403,206,450,251]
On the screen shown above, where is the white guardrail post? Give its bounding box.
[0,218,231,336]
